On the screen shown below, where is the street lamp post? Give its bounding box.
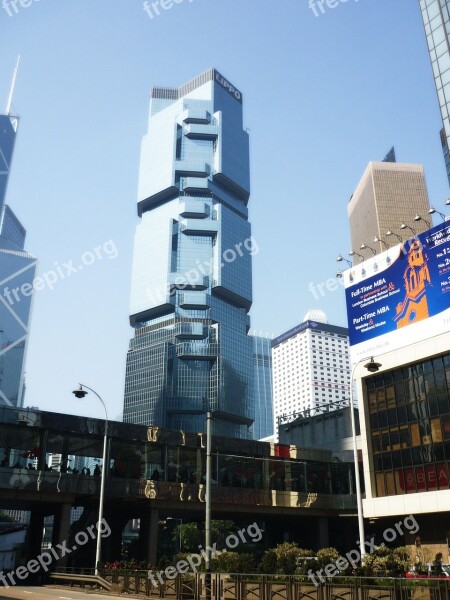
[349,357,381,557]
[205,408,212,571]
[72,384,108,576]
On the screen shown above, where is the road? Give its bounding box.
[0,587,122,600]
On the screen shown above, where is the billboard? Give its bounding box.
[344,220,450,356]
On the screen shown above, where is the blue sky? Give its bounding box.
[1,0,448,421]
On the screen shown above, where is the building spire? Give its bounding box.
[5,55,20,115]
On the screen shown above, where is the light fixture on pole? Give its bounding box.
[337,255,352,267]
[336,271,343,279]
[445,198,450,206]
[413,214,431,228]
[386,230,402,242]
[360,243,376,255]
[167,517,183,552]
[72,384,108,576]
[349,357,381,556]
[428,207,445,221]
[349,250,364,262]
[400,223,416,236]
[373,236,389,249]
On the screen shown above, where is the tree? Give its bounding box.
[259,542,313,575]
[173,523,201,553]
[211,552,256,573]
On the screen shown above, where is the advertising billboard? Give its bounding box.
[344,220,450,356]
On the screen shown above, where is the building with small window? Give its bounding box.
[272,311,351,443]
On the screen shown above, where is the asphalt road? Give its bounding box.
[0,587,121,600]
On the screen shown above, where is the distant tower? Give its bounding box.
[348,152,431,258]
[0,58,37,407]
[271,311,350,442]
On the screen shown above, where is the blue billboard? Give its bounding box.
[345,221,450,347]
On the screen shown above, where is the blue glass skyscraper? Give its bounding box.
[123,69,255,438]
[0,62,37,407]
[419,0,450,186]
[250,335,273,440]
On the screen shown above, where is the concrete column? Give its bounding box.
[140,508,159,566]
[52,504,72,566]
[318,517,329,549]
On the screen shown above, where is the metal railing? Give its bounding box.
[49,571,450,600]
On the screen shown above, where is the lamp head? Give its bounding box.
[336,255,344,262]
[72,385,87,399]
[428,207,435,215]
[414,214,421,222]
[373,236,380,243]
[360,243,367,250]
[400,223,407,230]
[446,199,450,206]
[336,271,343,278]
[364,358,382,373]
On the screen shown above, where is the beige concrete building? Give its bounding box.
[348,160,431,260]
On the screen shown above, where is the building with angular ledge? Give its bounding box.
[123,69,254,438]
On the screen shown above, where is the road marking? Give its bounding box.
[23,592,32,594]
[59,596,73,599]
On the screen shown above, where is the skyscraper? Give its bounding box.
[123,69,254,438]
[272,311,350,443]
[250,334,273,441]
[348,154,431,259]
[0,59,37,407]
[419,0,450,186]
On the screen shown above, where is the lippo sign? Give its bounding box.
[344,220,450,355]
[215,70,242,103]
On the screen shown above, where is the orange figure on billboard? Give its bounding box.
[394,240,431,328]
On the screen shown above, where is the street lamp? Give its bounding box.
[167,517,183,551]
[349,357,381,556]
[72,384,108,576]
[386,230,402,242]
[360,243,376,256]
[205,407,213,572]
[349,250,364,262]
[373,236,389,249]
[414,214,431,229]
[428,207,445,221]
[400,223,416,236]
[336,255,352,267]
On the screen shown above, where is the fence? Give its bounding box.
[50,569,450,600]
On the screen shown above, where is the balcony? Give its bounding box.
[175,322,208,340]
[179,200,209,219]
[184,124,219,140]
[175,161,210,177]
[180,108,211,124]
[171,274,209,290]
[176,342,219,360]
[180,177,210,193]
[179,219,218,235]
[178,292,210,310]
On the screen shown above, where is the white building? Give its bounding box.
[272,310,351,442]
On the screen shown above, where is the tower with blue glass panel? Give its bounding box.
[123,69,254,438]
[0,63,37,407]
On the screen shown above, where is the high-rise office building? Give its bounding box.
[272,311,351,443]
[250,334,273,441]
[419,0,450,186]
[0,60,36,407]
[348,154,431,259]
[123,69,254,438]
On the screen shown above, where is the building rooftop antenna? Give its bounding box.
[5,55,20,115]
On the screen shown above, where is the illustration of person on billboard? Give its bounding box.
[394,239,431,328]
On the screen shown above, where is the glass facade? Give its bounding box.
[366,352,450,497]
[0,112,36,407]
[250,335,273,440]
[420,0,450,186]
[124,69,254,438]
